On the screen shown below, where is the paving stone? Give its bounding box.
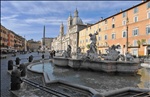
[1,52,49,97]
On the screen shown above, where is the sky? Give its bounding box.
[1,1,141,41]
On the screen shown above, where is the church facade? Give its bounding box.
[52,9,88,53]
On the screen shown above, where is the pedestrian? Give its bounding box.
[53,50,55,56]
[50,51,53,58]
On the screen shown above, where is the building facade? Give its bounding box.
[1,25,8,49]
[27,39,41,51]
[79,1,150,56]
[1,24,25,51]
[52,9,88,53]
[41,37,53,50]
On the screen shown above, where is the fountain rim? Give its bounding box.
[27,59,51,74]
[26,59,101,96]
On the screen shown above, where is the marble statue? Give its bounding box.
[126,52,134,61]
[100,45,125,61]
[76,47,82,59]
[62,45,72,58]
[89,31,98,54]
[67,45,71,58]
[80,31,101,61]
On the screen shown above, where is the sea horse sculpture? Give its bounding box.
[100,45,125,61]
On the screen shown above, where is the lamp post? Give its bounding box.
[43,25,45,52]
[24,35,27,52]
[126,17,129,53]
[125,17,129,61]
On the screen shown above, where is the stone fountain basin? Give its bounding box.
[53,57,140,75]
[27,59,51,74]
[53,57,69,67]
[27,60,102,97]
[102,87,150,97]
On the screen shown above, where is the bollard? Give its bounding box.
[8,60,13,70]
[19,64,26,77]
[28,55,33,62]
[42,54,44,59]
[15,57,20,65]
[11,68,22,90]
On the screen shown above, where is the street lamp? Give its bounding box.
[126,17,129,53]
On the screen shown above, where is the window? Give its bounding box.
[147,11,150,19]
[146,25,150,34]
[147,2,150,9]
[112,33,116,39]
[148,39,150,44]
[122,31,126,38]
[105,20,107,24]
[86,39,88,42]
[104,35,107,40]
[134,7,138,14]
[122,12,126,18]
[99,28,101,32]
[122,20,126,25]
[133,40,138,46]
[98,36,101,40]
[132,28,139,36]
[112,17,115,22]
[134,16,138,22]
[112,24,115,28]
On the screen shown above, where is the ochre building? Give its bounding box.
[1,24,25,51]
[79,1,150,56]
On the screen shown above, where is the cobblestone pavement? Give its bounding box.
[1,52,50,97]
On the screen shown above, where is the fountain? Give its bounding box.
[53,32,140,75]
[8,51,149,96]
[9,31,149,97]
[25,58,150,96]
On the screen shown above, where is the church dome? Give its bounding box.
[72,17,83,25]
[72,8,83,25]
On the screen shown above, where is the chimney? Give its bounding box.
[120,9,122,12]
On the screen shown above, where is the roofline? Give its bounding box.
[94,1,148,25]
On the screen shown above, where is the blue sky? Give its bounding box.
[1,1,141,41]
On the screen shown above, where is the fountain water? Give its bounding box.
[27,60,150,93]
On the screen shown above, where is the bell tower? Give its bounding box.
[74,8,78,17]
[60,22,64,36]
[67,13,72,32]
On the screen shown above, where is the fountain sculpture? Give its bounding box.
[53,31,140,74]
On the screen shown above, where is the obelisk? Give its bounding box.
[43,25,45,51]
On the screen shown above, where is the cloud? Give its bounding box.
[2,1,141,15]
[1,1,141,41]
[1,15,19,20]
[24,17,67,26]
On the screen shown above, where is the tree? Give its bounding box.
[137,40,141,46]
[86,44,90,49]
[141,39,146,45]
